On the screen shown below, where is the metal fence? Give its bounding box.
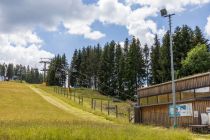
[53,86,134,122]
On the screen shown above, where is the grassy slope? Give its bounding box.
[35,84,130,123]
[0,82,205,140]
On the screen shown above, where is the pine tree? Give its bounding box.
[193,26,209,47]
[0,64,6,78]
[173,25,194,72]
[98,43,110,95]
[115,43,123,98]
[151,35,162,84]
[7,64,14,80]
[69,49,78,87]
[61,54,68,86]
[160,31,171,82]
[127,37,145,98]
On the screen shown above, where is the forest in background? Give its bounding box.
[0,63,42,84]
[47,25,210,100]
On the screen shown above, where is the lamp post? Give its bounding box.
[160,8,176,128]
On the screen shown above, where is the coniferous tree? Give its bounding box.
[98,43,110,95]
[7,64,14,80]
[47,54,67,86]
[115,43,123,98]
[173,25,194,72]
[160,31,171,82]
[151,35,161,84]
[127,37,145,98]
[193,26,209,47]
[0,64,6,78]
[69,49,78,87]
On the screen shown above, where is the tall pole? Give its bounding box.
[39,58,51,83]
[168,14,176,128]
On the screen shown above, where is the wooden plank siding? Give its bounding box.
[137,72,210,127]
[138,72,210,98]
[140,100,210,127]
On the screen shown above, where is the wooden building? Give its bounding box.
[137,72,210,127]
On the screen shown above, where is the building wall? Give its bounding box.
[140,100,210,127]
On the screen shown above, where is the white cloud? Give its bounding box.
[0,0,209,63]
[0,31,54,68]
[0,0,105,40]
[205,15,210,37]
[0,0,209,43]
[126,0,210,12]
[96,0,210,46]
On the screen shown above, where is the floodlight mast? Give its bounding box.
[160,8,176,128]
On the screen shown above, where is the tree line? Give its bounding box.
[47,25,210,100]
[0,63,43,84]
[46,54,68,86]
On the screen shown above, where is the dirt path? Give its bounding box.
[28,85,112,123]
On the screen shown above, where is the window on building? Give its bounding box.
[168,92,181,102]
[195,87,210,98]
[148,96,158,105]
[181,89,194,100]
[158,94,168,103]
[140,98,147,106]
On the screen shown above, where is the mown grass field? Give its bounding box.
[35,84,132,123]
[0,81,208,140]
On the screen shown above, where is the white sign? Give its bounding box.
[206,107,210,113]
[169,103,193,117]
[194,111,198,118]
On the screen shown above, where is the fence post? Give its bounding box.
[108,100,110,115]
[91,98,93,109]
[128,108,131,122]
[74,92,75,101]
[115,105,118,118]
[101,99,102,112]
[79,96,81,104]
[70,91,71,100]
[94,100,96,110]
[81,96,83,105]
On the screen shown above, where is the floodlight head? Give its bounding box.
[160,8,167,17]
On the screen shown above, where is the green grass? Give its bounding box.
[0,82,206,140]
[35,84,132,122]
[0,121,194,140]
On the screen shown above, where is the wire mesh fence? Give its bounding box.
[53,86,134,122]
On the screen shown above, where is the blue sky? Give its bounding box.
[0,0,210,67]
[36,1,210,62]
